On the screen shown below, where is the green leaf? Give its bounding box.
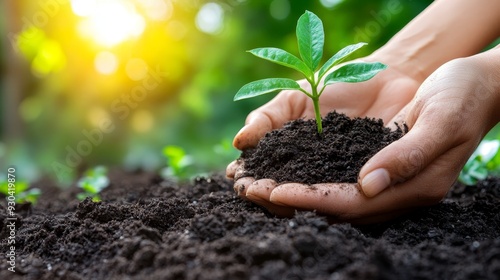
[77,166,109,196]
[296,10,324,71]
[89,166,107,177]
[16,181,29,192]
[77,193,89,201]
[234,78,301,101]
[248,48,312,78]
[16,188,41,204]
[82,182,98,194]
[324,62,387,85]
[163,145,193,178]
[318,42,367,79]
[0,180,29,195]
[163,145,186,168]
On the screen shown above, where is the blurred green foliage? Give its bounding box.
[161,145,194,181]
[0,178,41,204]
[77,165,109,202]
[459,140,500,185]
[0,0,434,184]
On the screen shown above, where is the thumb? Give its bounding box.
[233,112,273,150]
[358,120,455,197]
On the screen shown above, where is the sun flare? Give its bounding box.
[72,0,146,47]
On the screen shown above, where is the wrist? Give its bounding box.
[466,47,500,127]
[367,44,431,84]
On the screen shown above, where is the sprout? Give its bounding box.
[77,166,110,202]
[234,11,387,134]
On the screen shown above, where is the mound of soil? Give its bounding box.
[1,170,500,279]
[240,111,405,184]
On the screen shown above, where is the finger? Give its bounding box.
[269,183,365,220]
[233,112,273,150]
[246,179,295,217]
[233,89,308,150]
[264,183,408,222]
[234,177,255,200]
[226,160,239,179]
[387,103,411,131]
[270,157,456,223]
[358,104,467,197]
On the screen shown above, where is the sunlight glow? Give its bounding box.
[126,58,148,81]
[131,110,154,133]
[76,0,146,47]
[71,0,98,17]
[320,0,344,9]
[87,107,111,128]
[31,40,66,77]
[196,3,224,34]
[139,0,173,21]
[94,51,118,75]
[166,21,188,41]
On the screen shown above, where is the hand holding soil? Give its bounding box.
[229,0,500,223]
[228,49,500,223]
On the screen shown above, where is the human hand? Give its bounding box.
[228,54,500,223]
[227,56,422,221]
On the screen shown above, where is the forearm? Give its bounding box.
[373,0,500,82]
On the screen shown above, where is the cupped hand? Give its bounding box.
[227,57,422,221]
[228,54,500,223]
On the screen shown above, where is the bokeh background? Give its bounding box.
[1,0,456,185]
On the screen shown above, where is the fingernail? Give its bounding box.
[361,168,390,197]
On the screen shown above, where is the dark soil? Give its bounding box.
[1,169,500,279]
[240,111,405,184]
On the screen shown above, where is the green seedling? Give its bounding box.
[234,10,387,134]
[459,139,500,185]
[213,138,239,161]
[0,179,41,204]
[162,145,193,181]
[77,166,109,202]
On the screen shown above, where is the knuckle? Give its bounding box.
[393,145,427,184]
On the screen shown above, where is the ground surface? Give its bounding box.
[1,170,500,280]
[240,111,404,184]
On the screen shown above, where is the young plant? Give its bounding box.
[459,139,500,185]
[0,179,41,204]
[161,145,194,181]
[213,138,240,162]
[77,166,110,202]
[234,10,387,134]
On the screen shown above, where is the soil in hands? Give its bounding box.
[240,111,405,184]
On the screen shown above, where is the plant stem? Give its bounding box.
[312,96,322,134]
[309,80,323,134]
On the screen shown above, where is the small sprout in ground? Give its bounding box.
[213,138,239,161]
[459,139,500,185]
[234,10,387,134]
[77,166,110,202]
[0,179,41,204]
[161,145,194,181]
